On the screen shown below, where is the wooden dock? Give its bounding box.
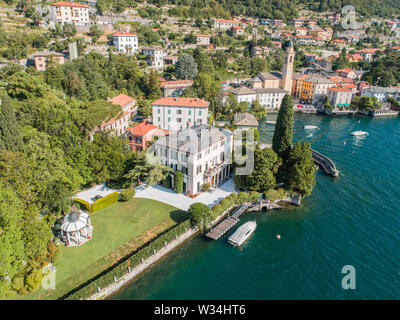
[205,203,251,240]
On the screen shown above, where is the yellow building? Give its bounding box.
[296,76,336,103]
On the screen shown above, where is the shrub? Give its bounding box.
[174,171,183,194]
[162,175,171,188]
[188,203,212,231]
[92,192,119,212]
[120,188,136,201]
[46,241,59,263]
[264,188,288,201]
[12,276,27,295]
[24,269,43,292]
[72,198,92,213]
[201,183,210,192]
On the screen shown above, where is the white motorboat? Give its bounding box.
[351,130,369,137]
[266,120,276,125]
[228,221,257,246]
[304,125,318,130]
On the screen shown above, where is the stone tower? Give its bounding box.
[281,40,295,93]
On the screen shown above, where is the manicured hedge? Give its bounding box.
[64,219,192,300]
[91,192,119,213]
[210,191,261,219]
[72,198,92,213]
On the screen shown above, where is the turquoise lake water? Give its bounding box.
[113,113,400,299]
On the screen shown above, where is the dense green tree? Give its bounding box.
[0,94,22,152]
[188,202,212,232]
[279,141,316,196]
[272,94,294,159]
[144,71,162,101]
[175,53,198,80]
[247,146,280,192]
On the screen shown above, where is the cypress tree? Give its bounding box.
[0,94,22,152]
[272,94,294,159]
[279,141,316,196]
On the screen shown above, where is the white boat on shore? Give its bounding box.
[304,125,318,130]
[266,121,276,125]
[351,130,369,137]
[228,221,257,246]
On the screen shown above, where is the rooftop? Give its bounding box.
[50,1,89,8]
[234,113,259,127]
[110,94,135,108]
[112,32,137,37]
[152,97,209,108]
[127,120,158,136]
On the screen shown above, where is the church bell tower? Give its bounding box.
[281,40,295,93]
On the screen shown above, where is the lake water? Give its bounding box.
[112,113,400,299]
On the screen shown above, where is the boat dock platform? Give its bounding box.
[247,200,282,212]
[205,203,251,240]
[311,148,339,177]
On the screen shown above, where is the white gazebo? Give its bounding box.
[60,210,93,246]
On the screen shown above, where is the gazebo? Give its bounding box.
[60,210,93,246]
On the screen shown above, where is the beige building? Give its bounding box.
[153,125,233,196]
[212,18,243,30]
[33,51,65,71]
[195,34,210,46]
[234,113,258,130]
[327,87,353,108]
[49,1,89,26]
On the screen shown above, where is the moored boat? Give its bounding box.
[351,130,369,137]
[228,221,257,246]
[304,125,318,130]
[266,120,276,125]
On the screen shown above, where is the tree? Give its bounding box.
[0,94,23,152]
[272,94,294,159]
[193,72,220,101]
[175,53,198,80]
[89,25,104,43]
[144,70,162,101]
[279,141,316,196]
[174,171,183,193]
[188,202,212,232]
[247,146,280,192]
[120,188,136,201]
[0,183,25,298]
[137,99,152,116]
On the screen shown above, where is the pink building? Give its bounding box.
[98,94,136,136]
[33,51,64,71]
[126,120,167,152]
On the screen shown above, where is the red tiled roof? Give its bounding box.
[110,94,135,108]
[152,97,209,108]
[356,48,383,53]
[50,1,88,8]
[127,121,158,136]
[328,87,352,92]
[196,34,210,37]
[214,18,242,23]
[113,32,137,36]
[336,68,354,74]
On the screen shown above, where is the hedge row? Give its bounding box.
[64,219,192,300]
[91,192,119,213]
[210,191,261,220]
[72,198,92,213]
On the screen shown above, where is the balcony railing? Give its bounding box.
[203,161,226,177]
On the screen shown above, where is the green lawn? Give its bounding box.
[17,198,187,300]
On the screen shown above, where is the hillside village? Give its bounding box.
[1,0,400,299]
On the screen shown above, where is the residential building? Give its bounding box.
[112,32,139,54]
[195,34,210,46]
[295,28,308,36]
[355,48,384,62]
[98,94,136,136]
[327,87,353,108]
[152,97,209,131]
[212,18,243,30]
[230,25,245,37]
[33,51,64,71]
[142,46,165,69]
[335,68,357,79]
[254,88,288,111]
[234,113,258,131]
[223,87,257,105]
[326,12,341,24]
[251,46,270,57]
[296,76,337,103]
[153,124,233,196]
[126,120,167,152]
[160,80,194,97]
[361,86,400,102]
[292,19,305,28]
[163,55,178,65]
[331,39,350,50]
[49,1,89,26]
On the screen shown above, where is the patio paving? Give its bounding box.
[135,177,238,211]
[74,183,121,204]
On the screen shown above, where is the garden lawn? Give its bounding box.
[19,198,187,300]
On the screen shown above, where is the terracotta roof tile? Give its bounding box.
[152,97,209,108]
